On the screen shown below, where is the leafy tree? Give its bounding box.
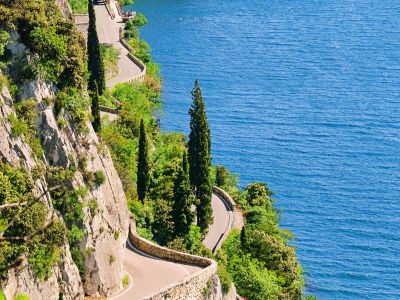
[132,13,148,27]
[245,182,273,209]
[137,119,150,202]
[152,199,174,245]
[241,229,303,299]
[228,254,281,300]
[215,165,230,189]
[91,81,101,132]
[87,0,105,95]
[172,152,194,236]
[188,79,212,232]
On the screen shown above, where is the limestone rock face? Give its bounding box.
[0,84,84,300]
[20,80,130,296]
[1,74,129,298]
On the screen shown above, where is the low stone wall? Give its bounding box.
[119,28,147,82]
[212,186,244,230]
[99,105,118,115]
[212,186,236,211]
[128,221,219,300]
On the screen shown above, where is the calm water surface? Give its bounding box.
[126,0,400,298]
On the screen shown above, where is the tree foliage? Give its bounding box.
[0,0,86,88]
[188,80,212,232]
[137,119,150,202]
[172,152,194,236]
[87,0,105,95]
[91,81,101,132]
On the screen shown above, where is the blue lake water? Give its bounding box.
[126,0,400,298]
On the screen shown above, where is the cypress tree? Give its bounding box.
[188,79,213,232]
[87,0,106,95]
[172,152,194,236]
[137,119,150,202]
[91,81,101,132]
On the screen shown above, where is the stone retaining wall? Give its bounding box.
[128,221,219,300]
[212,186,244,230]
[99,105,118,115]
[119,28,147,82]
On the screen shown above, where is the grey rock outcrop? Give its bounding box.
[0,84,84,300]
[20,79,130,296]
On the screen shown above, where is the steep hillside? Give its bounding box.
[0,0,129,298]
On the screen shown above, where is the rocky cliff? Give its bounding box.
[0,66,129,299]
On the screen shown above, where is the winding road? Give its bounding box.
[94,3,142,88]
[110,238,201,300]
[204,193,233,253]
[91,4,234,298]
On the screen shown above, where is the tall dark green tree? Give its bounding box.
[137,119,150,202]
[91,81,101,132]
[87,0,105,95]
[188,80,213,232]
[172,152,194,236]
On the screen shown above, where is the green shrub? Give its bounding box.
[132,13,148,27]
[0,289,5,300]
[70,246,85,276]
[94,170,106,186]
[9,114,27,137]
[0,164,64,279]
[68,0,88,14]
[88,198,98,216]
[122,273,129,287]
[100,44,120,79]
[54,89,89,133]
[217,264,232,294]
[0,29,10,57]
[10,0,86,88]
[120,0,133,5]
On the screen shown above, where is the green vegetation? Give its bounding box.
[132,13,148,27]
[87,0,106,95]
[188,80,212,232]
[0,163,65,280]
[120,0,133,6]
[48,167,87,275]
[54,88,90,134]
[124,18,160,80]
[0,0,86,89]
[0,29,9,57]
[94,170,106,186]
[172,152,194,236]
[14,295,30,300]
[9,99,43,159]
[215,173,306,299]
[91,82,101,132]
[68,0,88,14]
[122,273,129,287]
[137,119,150,202]
[100,44,120,79]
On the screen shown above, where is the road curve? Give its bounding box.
[94,4,142,88]
[203,192,233,252]
[111,239,201,300]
